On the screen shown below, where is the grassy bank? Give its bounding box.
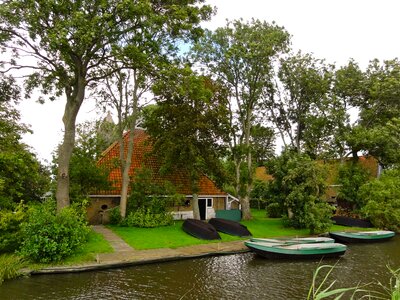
[0,229,113,280]
[109,209,370,250]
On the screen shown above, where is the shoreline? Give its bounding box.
[25,240,250,275]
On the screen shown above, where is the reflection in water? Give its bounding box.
[0,236,399,300]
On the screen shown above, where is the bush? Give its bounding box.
[336,162,371,209]
[266,149,333,234]
[360,169,400,231]
[121,207,173,228]
[0,202,27,253]
[266,202,282,218]
[0,254,25,285]
[19,201,90,263]
[109,206,122,225]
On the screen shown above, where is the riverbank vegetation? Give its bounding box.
[108,209,369,250]
[308,264,400,299]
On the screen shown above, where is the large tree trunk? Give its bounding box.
[119,79,139,219]
[119,124,137,218]
[241,109,253,220]
[192,193,200,220]
[56,80,85,213]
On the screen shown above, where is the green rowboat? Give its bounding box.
[245,241,347,259]
[329,230,395,243]
[250,237,334,244]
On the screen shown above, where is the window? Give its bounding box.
[207,198,213,207]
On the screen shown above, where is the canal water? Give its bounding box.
[1,236,399,300]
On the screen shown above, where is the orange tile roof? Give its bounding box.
[95,129,226,196]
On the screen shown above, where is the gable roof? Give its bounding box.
[95,128,226,196]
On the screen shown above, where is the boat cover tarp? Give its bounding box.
[331,216,373,228]
[209,218,252,237]
[182,219,221,240]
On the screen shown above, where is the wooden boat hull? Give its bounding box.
[208,218,252,237]
[182,219,221,240]
[245,241,347,259]
[250,237,334,244]
[329,231,395,243]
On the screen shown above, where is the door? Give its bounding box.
[199,199,206,220]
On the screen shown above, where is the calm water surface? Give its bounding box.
[1,236,399,300]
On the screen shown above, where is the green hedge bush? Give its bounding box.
[360,169,400,232]
[0,202,26,253]
[19,201,90,263]
[122,207,173,228]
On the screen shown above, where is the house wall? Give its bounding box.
[171,196,227,220]
[88,195,229,224]
[87,197,120,225]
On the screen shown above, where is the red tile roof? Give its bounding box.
[95,129,226,196]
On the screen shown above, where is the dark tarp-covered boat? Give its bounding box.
[182,219,221,240]
[329,231,395,243]
[331,216,373,228]
[208,218,252,237]
[245,241,347,259]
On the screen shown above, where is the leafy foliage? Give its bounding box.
[0,203,27,253]
[266,149,333,233]
[0,254,25,285]
[144,67,228,219]
[0,74,50,209]
[127,167,184,214]
[19,201,90,263]
[52,120,113,202]
[192,18,290,219]
[122,208,173,228]
[336,161,371,209]
[360,169,400,231]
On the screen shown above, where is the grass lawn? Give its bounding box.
[108,209,372,250]
[60,229,114,265]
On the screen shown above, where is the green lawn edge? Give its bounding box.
[108,209,374,250]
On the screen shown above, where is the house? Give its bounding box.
[88,128,239,224]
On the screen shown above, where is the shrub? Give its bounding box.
[0,202,27,253]
[266,149,333,234]
[122,207,173,228]
[336,162,371,209]
[19,201,90,263]
[0,254,25,285]
[360,169,400,231]
[109,206,122,225]
[266,202,282,218]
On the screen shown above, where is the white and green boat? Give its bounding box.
[245,241,347,259]
[329,230,395,243]
[250,237,335,244]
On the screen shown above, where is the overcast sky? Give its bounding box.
[18,0,400,163]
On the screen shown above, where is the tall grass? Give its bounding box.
[0,254,25,285]
[307,264,400,300]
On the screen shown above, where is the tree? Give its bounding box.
[52,119,115,202]
[193,19,290,219]
[0,0,213,212]
[266,51,335,158]
[144,67,229,220]
[334,59,400,164]
[360,168,400,232]
[0,74,50,209]
[266,149,333,234]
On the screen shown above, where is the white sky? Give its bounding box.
[18,0,400,163]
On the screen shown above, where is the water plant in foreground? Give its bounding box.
[0,254,25,285]
[307,264,400,299]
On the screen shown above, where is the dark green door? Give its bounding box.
[199,199,206,220]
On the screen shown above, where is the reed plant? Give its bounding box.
[307,264,400,300]
[0,254,25,285]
